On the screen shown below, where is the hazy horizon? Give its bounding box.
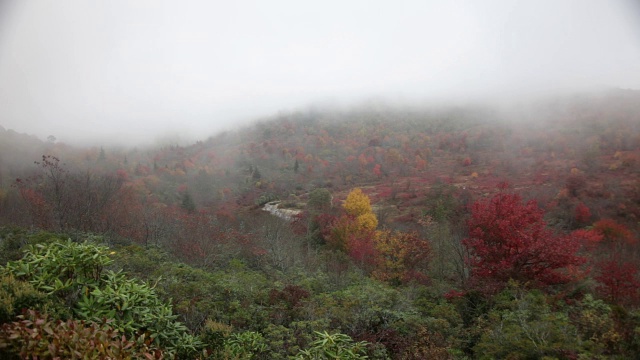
[1,0,639,147]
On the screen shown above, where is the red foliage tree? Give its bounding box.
[316,213,338,244]
[574,202,591,225]
[373,164,382,177]
[290,212,309,236]
[571,228,604,251]
[464,192,586,290]
[415,155,427,171]
[347,230,378,269]
[595,257,640,306]
[15,156,127,233]
[592,219,635,245]
[116,168,129,181]
[15,186,51,228]
[565,174,586,197]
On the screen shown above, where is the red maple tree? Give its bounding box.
[464,191,585,290]
[592,218,635,245]
[574,202,591,225]
[595,257,640,306]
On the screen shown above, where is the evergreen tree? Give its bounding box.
[252,166,261,180]
[97,147,106,162]
[181,191,196,213]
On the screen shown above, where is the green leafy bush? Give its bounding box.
[3,240,112,304]
[76,269,201,357]
[0,227,30,265]
[0,274,48,324]
[0,227,62,265]
[571,294,623,356]
[201,319,233,357]
[224,331,268,359]
[307,188,333,212]
[296,331,369,360]
[255,193,278,206]
[474,287,579,359]
[261,319,330,359]
[2,238,202,358]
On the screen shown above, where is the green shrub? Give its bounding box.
[255,193,278,206]
[307,188,332,212]
[296,331,369,360]
[0,274,48,324]
[201,319,233,357]
[2,238,202,358]
[223,331,268,359]
[0,227,29,265]
[571,294,623,356]
[75,269,202,356]
[3,240,112,305]
[0,227,62,265]
[473,288,579,359]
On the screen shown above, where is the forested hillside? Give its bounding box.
[1,90,640,359]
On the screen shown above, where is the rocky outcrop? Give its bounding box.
[262,201,302,221]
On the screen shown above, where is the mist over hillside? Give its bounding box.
[2,88,640,359]
[1,0,639,145]
[2,1,640,358]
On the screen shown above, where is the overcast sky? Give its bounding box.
[1,0,639,146]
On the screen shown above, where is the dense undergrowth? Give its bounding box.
[1,93,640,358]
[1,226,640,359]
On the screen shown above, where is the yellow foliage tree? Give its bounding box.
[357,213,378,232]
[343,188,371,216]
[343,188,378,230]
[373,229,409,284]
[324,188,379,265]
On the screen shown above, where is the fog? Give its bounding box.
[1,0,639,146]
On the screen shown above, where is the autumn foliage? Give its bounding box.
[464,191,585,290]
[343,188,378,231]
[595,258,640,306]
[321,188,431,284]
[323,188,379,265]
[574,202,591,225]
[2,94,640,358]
[592,219,635,245]
[0,310,163,359]
[372,229,430,285]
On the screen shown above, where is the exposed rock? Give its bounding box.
[262,201,302,221]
